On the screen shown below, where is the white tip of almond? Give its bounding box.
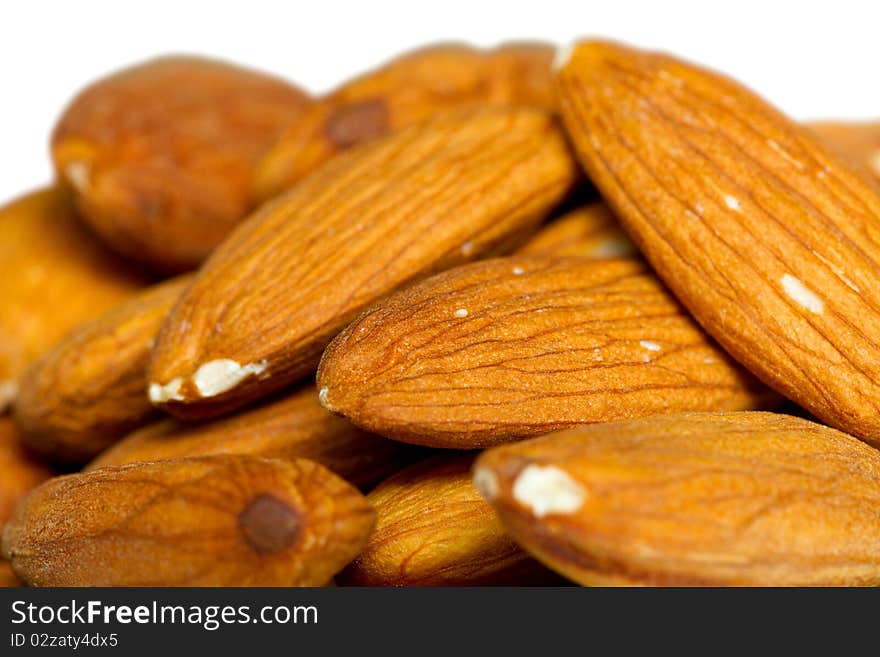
[65,161,90,192]
[148,378,184,404]
[318,386,333,412]
[192,359,268,398]
[473,467,500,501]
[553,41,577,72]
[0,379,18,411]
[512,464,585,517]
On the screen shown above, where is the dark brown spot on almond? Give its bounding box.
[238,493,301,554]
[325,98,390,148]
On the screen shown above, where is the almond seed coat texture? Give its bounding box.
[52,56,311,272]
[317,257,775,448]
[340,454,563,586]
[149,108,578,419]
[557,40,880,445]
[2,455,375,586]
[475,412,880,586]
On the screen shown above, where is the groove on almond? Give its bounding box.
[148,108,578,419]
[317,257,775,448]
[557,40,880,446]
[475,412,880,587]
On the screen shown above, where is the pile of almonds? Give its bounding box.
[2,40,880,587]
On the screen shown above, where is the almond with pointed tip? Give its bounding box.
[317,257,775,448]
[2,455,374,586]
[0,188,147,412]
[52,56,310,272]
[14,275,192,463]
[557,40,880,446]
[339,454,564,586]
[89,384,418,490]
[148,108,577,419]
[475,411,880,587]
[253,42,555,200]
[517,203,637,259]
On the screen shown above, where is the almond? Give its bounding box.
[516,202,637,258]
[0,187,147,412]
[317,257,775,448]
[148,108,577,419]
[52,56,310,273]
[339,454,563,586]
[475,411,880,587]
[2,455,375,586]
[253,42,555,200]
[809,120,880,182]
[89,384,419,490]
[1,418,52,529]
[14,275,192,463]
[557,40,880,446]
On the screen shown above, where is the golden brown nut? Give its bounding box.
[340,454,565,586]
[52,56,310,272]
[475,412,880,586]
[3,455,375,586]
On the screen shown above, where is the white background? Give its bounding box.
[1,0,877,203]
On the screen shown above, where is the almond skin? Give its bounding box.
[1,418,53,529]
[2,455,375,586]
[15,275,192,463]
[253,42,555,200]
[809,120,880,182]
[475,411,880,587]
[52,56,310,273]
[317,257,775,448]
[557,40,880,446]
[339,454,564,586]
[0,188,147,412]
[89,384,418,490]
[516,203,637,259]
[148,108,577,419]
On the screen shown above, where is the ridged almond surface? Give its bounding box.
[474,411,880,586]
[557,40,880,446]
[0,418,53,528]
[809,120,880,182]
[2,455,374,586]
[253,42,555,199]
[14,275,192,463]
[0,188,147,412]
[89,384,416,490]
[339,454,563,586]
[148,108,577,419]
[52,56,310,272]
[317,257,774,448]
[517,203,637,259]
